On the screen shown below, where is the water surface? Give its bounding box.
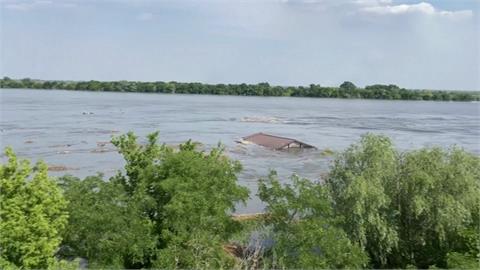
[1,89,479,212]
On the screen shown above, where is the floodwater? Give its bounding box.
[1,89,479,213]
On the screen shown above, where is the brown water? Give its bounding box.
[1,89,479,212]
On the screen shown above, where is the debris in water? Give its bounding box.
[320,148,335,157]
[97,141,110,147]
[48,165,77,172]
[240,116,281,124]
[90,148,114,153]
[49,144,73,148]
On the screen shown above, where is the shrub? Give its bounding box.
[0,148,68,269]
[326,134,480,268]
[258,172,369,269]
[326,134,399,266]
[58,175,157,268]
[111,132,250,268]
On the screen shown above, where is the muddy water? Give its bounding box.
[1,89,479,212]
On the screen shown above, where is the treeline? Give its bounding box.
[1,77,479,101]
[1,133,479,269]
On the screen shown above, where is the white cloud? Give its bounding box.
[354,0,392,6]
[2,0,78,11]
[359,1,473,18]
[4,0,50,11]
[136,12,153,21]
[281,0,324,3]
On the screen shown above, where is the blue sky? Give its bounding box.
[1,0,479,90]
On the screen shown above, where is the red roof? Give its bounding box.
[242,132,316,150]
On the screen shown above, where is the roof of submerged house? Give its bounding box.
[242,132,316,150]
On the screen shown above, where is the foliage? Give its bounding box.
[110,132,250,269]
[393,147,480,268]
[1,77,479,101]
[446,226,480,269]
[327,134,399,266]
[49,259,81,270]
[326,134,480,268]
[2,132,479,269]
[340,81,357,90]
[258,172,369,269]
[0,148,68,269]
[58,174,157,268]
[446,252,479,269]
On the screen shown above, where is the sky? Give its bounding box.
[0,0,479,90]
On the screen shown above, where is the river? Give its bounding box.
[1,89,479,212]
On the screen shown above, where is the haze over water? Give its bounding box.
[1,89,479,212]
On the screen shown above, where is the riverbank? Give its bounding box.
[2,78,479,101]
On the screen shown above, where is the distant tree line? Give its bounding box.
[1,77,479,101]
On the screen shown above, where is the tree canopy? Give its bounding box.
[1,77,478,101]
[0,148,68,269]
[1,133,479,269]
[58,174,157,268]
[258,173,369,268]
[326,134,480,268]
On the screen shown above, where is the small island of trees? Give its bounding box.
[1,77,479,101]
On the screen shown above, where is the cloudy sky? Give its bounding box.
[1,0,479,90]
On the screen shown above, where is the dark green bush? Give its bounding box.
[326,134,480,268]
[59,132,249,269]
[59,175,157,268]
[258,173,369,268]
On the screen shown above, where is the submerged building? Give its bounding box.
[240,132,316,150]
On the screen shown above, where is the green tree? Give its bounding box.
[392,147,480,268]
[326,134,480,268]
[258,173,368,269]
[111,132,250,269]
[326,134,399,267]
[0,148,68,269]
[340,81,357,90]
[1,77,479,101]
[58,174,157,268]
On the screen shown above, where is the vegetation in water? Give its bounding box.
[0,133,479,269]
[1,77,479,101]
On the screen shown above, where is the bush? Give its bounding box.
[0,148,68,269]
[326,134,480,268]
[258,173,369,268]
[2,133,478,269]
[326,134,399,266]
[111,132,250,268]
[58,174,157,268]
[54,132,250,269]
[256,134,479,269]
